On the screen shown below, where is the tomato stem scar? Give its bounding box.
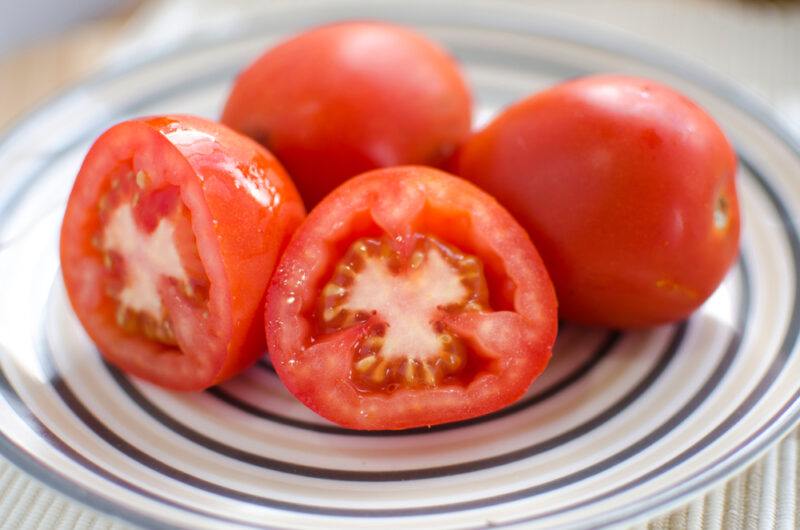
[714,194,730,231]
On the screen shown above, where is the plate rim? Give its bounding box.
[1,1,799,528]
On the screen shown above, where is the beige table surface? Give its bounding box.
[1,0,799,528]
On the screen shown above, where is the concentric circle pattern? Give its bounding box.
[1,3,800,529]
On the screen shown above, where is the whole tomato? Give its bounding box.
[458,75,740,328]
[222,22,472,207]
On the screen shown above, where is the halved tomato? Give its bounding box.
[60,115,305,390]
[266,166,557,430]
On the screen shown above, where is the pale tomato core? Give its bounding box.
[96,169,208,346]
[103,203,187,317]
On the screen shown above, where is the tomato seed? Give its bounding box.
[356,355,378,372]
[323,284,346,297]
[371,358,389,383]
[323,306,342,322]
[135,170,148,189]
[421,362,436,385]
[404,360,416,383]
[409,250,424,270]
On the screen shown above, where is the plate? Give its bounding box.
[1,2,800,529]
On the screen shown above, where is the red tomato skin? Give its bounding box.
[60,115,305,390]
[221,22,472,207]
[266,166,557,430]
[458,75,740,328]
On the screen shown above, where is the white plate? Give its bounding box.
[1,2,799,529]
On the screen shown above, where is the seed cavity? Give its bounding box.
[95,168,209,347]
[114,304,177,345]
[319,234,489,392]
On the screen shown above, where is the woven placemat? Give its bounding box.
[1,427,797,529]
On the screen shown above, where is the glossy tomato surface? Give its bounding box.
[221,22,472,207]
[266,166,557,430]
[60,115,305,390]
[458,75,740,328]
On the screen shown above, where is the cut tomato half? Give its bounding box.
[60,115,305,390]
[266,166,557,429]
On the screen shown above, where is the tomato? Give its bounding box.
[60,115,305,390]
[457,75,740,328]
[221,22,472,207]
[265,166,557,430]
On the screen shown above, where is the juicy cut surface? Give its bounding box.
[103,203,188,318]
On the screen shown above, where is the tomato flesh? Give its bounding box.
[266,166,557,430]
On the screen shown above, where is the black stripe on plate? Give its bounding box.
[0,364,262,530]
[106,330,662,480]
[101,262,748,488]
[37,254,745,511]
[205,329,620,436]
[33,326,388,519]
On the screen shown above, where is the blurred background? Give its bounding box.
[1,0,799,138]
